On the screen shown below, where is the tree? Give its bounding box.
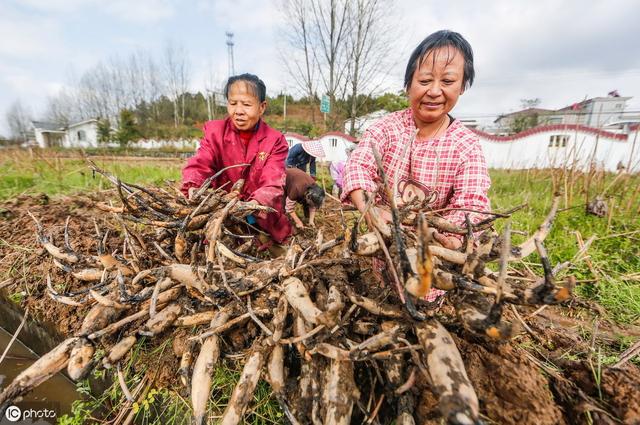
[309,0,351,116]
[510,98,543,133]
[375,91,408,112]
[279,0,319,122]
[162,41,191,128]
[344,0,395,135]
[280,0,398,131]
[520,98,541,109]
[115,109,140,146]
[45,88,77,127]
[97,118,113,144]
[5,100,32,141]
[279,0,351,129]
[510,115,538,134]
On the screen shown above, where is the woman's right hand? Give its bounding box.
[373,206,392,223]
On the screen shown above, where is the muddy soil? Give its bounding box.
[1,193,639,424]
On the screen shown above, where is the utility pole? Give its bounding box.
[226,32,235,77]
[283,90,287,121]
[205,89,212,120]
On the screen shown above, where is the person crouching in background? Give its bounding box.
[330,145,355,197]
[286,139,326,177]
[284,168,325,230]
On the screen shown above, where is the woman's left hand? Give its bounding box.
[246,200,267,220]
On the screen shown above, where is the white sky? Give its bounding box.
[1,0,640,135]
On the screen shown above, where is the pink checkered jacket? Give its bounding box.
[342,108,490,226]
[341,108,491,302]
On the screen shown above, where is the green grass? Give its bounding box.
[488,169,640,325]
[57,337,280,425]
[0,149,182,201]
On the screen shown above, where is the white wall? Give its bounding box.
[317,135,356,162]
[64,121,99,148]
[477,126,638,172]
[129,139,198,150]
[285,136,304,149]
[35,130,46,148]
[344,110,388,137]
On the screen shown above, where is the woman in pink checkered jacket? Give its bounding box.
[341,30,491,302]
[342,30,491,250]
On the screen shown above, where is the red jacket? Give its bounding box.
[181,118,292,243]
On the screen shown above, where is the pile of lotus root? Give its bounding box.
[0,159,572,425]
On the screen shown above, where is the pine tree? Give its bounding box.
[115,109,140,147]
[97,118,112,144]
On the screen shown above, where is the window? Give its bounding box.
[548,135,568,148]
[77,130,86,141]
[330,138,337,148]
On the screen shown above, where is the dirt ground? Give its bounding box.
[1,193,639,424]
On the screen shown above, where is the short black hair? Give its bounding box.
[224,73,267,102]
[304,184,325,210]
[404,30,475,91]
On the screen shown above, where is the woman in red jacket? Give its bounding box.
[181,74,291,244]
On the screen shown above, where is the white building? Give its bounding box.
[553,93,631,127]
[344,110,388,137]
[63,119,100,148]
[316,131,357,163]
[32,121,66,148]
[491,92,633,135]
[31,119,99,148]
[283,132,310,149]
[129,139,198,150]
[474,124,639,172]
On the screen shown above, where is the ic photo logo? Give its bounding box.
[4,405,21,422]
[4,404,57,423]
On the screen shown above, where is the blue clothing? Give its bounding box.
[286,143,316,176]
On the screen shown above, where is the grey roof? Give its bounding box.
[67,118,98,128]
[31,121,64,131]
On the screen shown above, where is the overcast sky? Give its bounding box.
[2,0,640,135]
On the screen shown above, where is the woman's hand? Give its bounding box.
[373,206,392,223]
[288,210,305,229]
[246,200,267,220]
[433,231,462,250]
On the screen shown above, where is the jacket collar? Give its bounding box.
[401,108,459,140]
[225,117,269,142]
[224,117,269,165]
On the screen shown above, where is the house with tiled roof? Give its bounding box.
[553,93,631,127]
[31,121,66,148]
[316,131,357,162]
[493,108,557,130]
[494,92,632,134]
[30,119,100,148]
[283,132,310,149]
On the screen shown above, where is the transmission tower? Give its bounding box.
[226,32,235,77]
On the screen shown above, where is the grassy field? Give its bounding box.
[0,149,183,200]
[1,148,639,423]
